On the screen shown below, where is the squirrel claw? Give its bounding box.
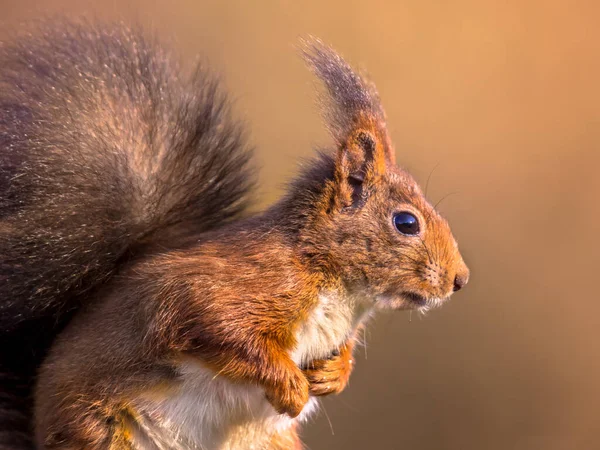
[303,350,353,397]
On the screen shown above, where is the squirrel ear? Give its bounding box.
[330,126,388,208]
[301,37,396,184]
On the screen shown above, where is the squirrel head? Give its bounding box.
[285,39,469,312]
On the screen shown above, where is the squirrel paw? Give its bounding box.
[265,369,310,418]
[303,348,353,397]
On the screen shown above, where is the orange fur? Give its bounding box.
[30,34,469,450]
[304,336,356,397]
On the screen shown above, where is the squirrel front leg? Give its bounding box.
[259,349,310,418]
[190,334,310,418]
[157,277,313,418]
[303,336,357,397]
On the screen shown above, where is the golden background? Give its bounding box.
[1,1,598,448]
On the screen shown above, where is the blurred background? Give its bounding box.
[1,1,598,448]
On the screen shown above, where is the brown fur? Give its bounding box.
[35,114,468,448]
[0,22,469,449]
[0,21,254,448]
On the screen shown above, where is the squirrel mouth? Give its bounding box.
[376,291,442,311]
[401,291,428,305]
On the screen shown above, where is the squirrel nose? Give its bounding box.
[453,273,468,292]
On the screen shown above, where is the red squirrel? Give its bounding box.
[0,20,469,450]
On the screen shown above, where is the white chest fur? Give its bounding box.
[131,360,318,449]
[130,292,371,449]
[291,291,372,366]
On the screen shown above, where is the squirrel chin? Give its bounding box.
[374,293,448,313]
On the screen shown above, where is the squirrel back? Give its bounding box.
[0,21,253,448]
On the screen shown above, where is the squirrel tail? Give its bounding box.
[0,21,253,447]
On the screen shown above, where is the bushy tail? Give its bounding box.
[0,21,253,448]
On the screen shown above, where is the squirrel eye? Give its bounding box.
[393,212,420,236]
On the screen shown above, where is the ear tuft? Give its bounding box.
[301,37,384,143]
[301,37,398,210]
[300,37,396,169]
[356,130,376,159]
